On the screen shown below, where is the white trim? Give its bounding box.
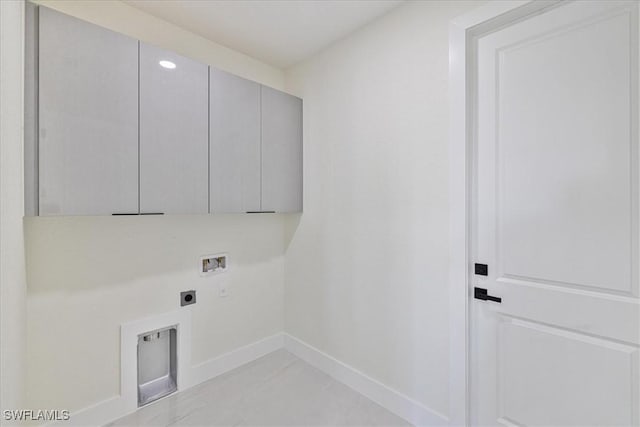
[450,1,530,29]
[448,11,471,426]
[448,1,562,425]
[54,332,445,427]
[56,396,126,427]
[189,333,284,388]
[120,310,192,415]
[283,334,448,427]
[50,327,284,426]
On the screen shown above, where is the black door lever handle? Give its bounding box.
[474,287,502,303]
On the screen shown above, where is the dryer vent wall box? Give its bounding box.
[137,327,177,407]
[200,254,227,276]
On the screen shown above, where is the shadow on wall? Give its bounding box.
[24,214,288,293]
[283,213,302,250]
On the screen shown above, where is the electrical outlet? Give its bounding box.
[218,281,229,298]
[180,290,196,306]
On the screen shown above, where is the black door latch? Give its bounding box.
[474,263,488,276]
[474,287,501,303]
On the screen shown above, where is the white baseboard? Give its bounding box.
[283,334,449,427]
[53,332,447,427]
[189,333,284,389]
[55,396,126,427]
[56,333,285,427]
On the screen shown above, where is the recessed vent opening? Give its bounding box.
[137,326,177,407]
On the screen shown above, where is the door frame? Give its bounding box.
[448,1,564,425]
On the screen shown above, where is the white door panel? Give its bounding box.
[499,318,637,426]
[497,7,634,294]
[493,278,639,345]
[472,1,640,425]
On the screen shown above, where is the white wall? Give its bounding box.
[26,215,286,412]
[284,0,481,418]
[0,0,27,420]
[25,0,287,414]
[32,0,284,89]
[24,0,485,419]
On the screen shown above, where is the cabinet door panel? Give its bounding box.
[38,8,138,215]
[209,68,261,213]
[140,43,209,214]
[261,87,303,213]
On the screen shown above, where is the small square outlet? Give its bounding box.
[180,290,196,307]
[218,282,229,297]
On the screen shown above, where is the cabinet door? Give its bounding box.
[261,86,303,213]
[209,68,261,213]
[38,7,138,215]
[139,43,208,214]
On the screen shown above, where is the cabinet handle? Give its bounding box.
[112,213,165,215]
[246,211,276,214]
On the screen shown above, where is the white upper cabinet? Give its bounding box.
[38,7,138,215]
[261,86,303,213]
[139,43,209,214]
[209,68,261,213]
[30,6,302,216]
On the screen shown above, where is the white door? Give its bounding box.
[471,1,640,426]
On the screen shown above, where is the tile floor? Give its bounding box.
[108,349,410,427]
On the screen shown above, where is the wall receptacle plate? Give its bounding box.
[199,253,228,277]
[180,290,196,307]
[218,281,229,297]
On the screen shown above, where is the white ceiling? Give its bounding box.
[124,0,404,68]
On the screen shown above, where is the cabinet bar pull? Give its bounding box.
[246,211,276,214]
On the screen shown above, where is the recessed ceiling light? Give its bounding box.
[159,60,176,69]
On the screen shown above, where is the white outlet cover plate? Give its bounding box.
[199,253,228,277]
[218,281,229,297]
